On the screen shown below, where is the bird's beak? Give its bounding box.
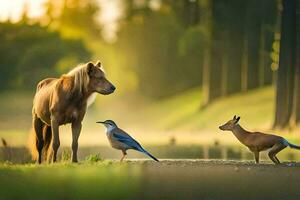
[96,121,105,124]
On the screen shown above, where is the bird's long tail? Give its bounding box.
[140,148,159,162]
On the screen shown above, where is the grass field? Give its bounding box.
[1,86,299,148]
[1,87,300,199]
[1,160,300,200]
[1,86,300,163]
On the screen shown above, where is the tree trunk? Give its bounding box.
[274,0,297,128]
[226,0,246,94]
[244,0,262,90]
[289,0,300,127]
[202,0,226,106]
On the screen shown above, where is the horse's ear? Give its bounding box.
[87,62,94,75]
[96,61,101,68]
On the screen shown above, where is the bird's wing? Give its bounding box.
[111,128,159,162]
[111,128,143,151]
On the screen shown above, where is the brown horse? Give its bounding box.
[29,61,115,163]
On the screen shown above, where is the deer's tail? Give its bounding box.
[283,139,300,150]
[288,142,300,150]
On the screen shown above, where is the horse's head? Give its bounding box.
[87,61,116,95]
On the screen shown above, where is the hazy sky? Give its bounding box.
[0,0,47,22]
[0,0,122,42]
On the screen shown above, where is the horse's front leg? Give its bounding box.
[51,118,60,162]
[71,121,82,162]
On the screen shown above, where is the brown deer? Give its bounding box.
[29,61,115,164]
[219,116,300,164]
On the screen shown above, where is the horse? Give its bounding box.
[29,61,115,163]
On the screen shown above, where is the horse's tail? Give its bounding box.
[27,125,52,162]
[28,127,38,161]
[43,125,52,159]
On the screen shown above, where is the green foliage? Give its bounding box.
[178,25,208,57]
[85,153,102,163]
[115,0,277,98]
[115,3,209,98]
[47,0,100,38]
[116,10,181,98]
[0,22,91,90]
[61,150,71,162]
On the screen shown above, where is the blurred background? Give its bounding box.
[0,0,299,162]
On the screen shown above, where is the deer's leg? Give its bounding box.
[253,151,260,164]
[51,118,60,163]
[268,143,286,164]
[33,115,44,164]
[274,156,281,164]
[71,122,82,163]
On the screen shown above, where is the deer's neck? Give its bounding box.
[231,125,249,145]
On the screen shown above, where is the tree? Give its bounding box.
[202,0,247,105]
[0,22,90,90]
[289,0,300,127]
[203,0,277,106]
[273,0,299,128]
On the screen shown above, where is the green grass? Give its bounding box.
[0,162,141,200]
[1,86,300,148]
[1,160,300,200]
[1,88,300,200]
[129,86,275,132]
[0,86,278,133]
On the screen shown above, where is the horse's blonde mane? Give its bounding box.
[66,63,90,94]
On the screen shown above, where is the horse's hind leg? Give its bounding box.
[33,115,44,164]
[42,125,52,162]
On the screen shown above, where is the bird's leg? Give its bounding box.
[120,150,127,162]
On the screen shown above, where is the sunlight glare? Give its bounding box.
[0,0,47,22]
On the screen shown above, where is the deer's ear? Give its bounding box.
[233,115,236,120]
[235,116,240,123]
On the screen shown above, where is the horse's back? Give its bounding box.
[33,78,58,124]
[36,78,57,91]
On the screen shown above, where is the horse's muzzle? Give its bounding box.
[100,86,116,95]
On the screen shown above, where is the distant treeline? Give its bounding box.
[116,0,300,128]
[0,22,90,90]
[0,0,298,128]
[0,0,278,97]
[201,0,278,105]
[115,0,278,99]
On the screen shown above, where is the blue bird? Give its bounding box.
[96,120,159,162]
